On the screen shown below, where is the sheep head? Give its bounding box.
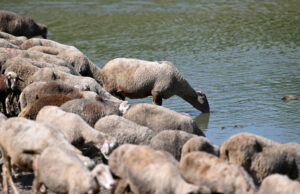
[119,101,130,115]
[4,71,21,91]
[91,164,115,190]
[38,23,48,39]
[100,139,119,160]
[196,91,210,113]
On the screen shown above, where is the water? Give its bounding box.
[1,0,299,145]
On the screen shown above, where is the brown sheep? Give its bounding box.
[27,67,122,106]
[19,81,84,111]
[178,152,257,194]
[100,58,210,113]
[123,103,205,136]
[109,144,210,194]
[150,130,198,161]
[181,136,219,159]
[19,94,79,120]
[220,133,299,185]
[0,10,47,38]
[60,98,122,127]
[258,174,300,194]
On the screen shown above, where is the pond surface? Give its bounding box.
[1,0,299,145]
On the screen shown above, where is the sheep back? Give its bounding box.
[94,115,155,145]
[178,151,257,194]
[150,130,197,161]
[61,98,121,127]
[123,103,205,136]
[181,136,219,159]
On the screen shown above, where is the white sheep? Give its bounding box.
[258,174,300,194]
[178,151,257,194]
[220,132,299,185]
[0,48,70,68]
[100,58,210,113]
[181,136,220,159]
[20,38,102,82]
[1,56,78,75]
[109,144,210,194]
[94,115,155,145]
[36,106,118,159]
[0,117,95,194]
[150,130,198,161]
[0,38,19,49]
[31,146,114,194]
[123,103,205,136]
[0,31,27,46]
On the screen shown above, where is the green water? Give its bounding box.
[1,0,299,145]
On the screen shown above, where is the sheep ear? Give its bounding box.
[51,72,57,80]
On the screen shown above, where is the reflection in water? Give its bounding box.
[194,113,210,132]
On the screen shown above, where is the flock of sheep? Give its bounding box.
[0,10,299,194]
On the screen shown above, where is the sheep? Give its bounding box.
[181,136,220,159]
[100,58,210,113]
[36,106,119,159]
[1,56,78,75]
[178,151,257,194]
[150,130,198,161]
[18,94,81,120]
[28,67,122,105]
[0,38,19,48]
[0,10,47,39]
[0,117,95,194]
[281,142,300,178]
[0,31,27,46]
[20,38,103,81]
[31,146,115,194]
[60,98,124,127]
[19,81,84,111]
[0,48,71,69]
[220,132,299,185]
[258,174,300,194]
[94,115,155,145]
[108,144,210,194]
[123,103,205,136]
[0,71,22,116]
[1,57,40,90]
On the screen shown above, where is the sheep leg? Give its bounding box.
[152,95,162,106]
[31,170,43,194]
[4,160,19,194]
[2,164,9,194]
[110,179,130,194]
[1,100,8,117]
[5,95,12,116]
